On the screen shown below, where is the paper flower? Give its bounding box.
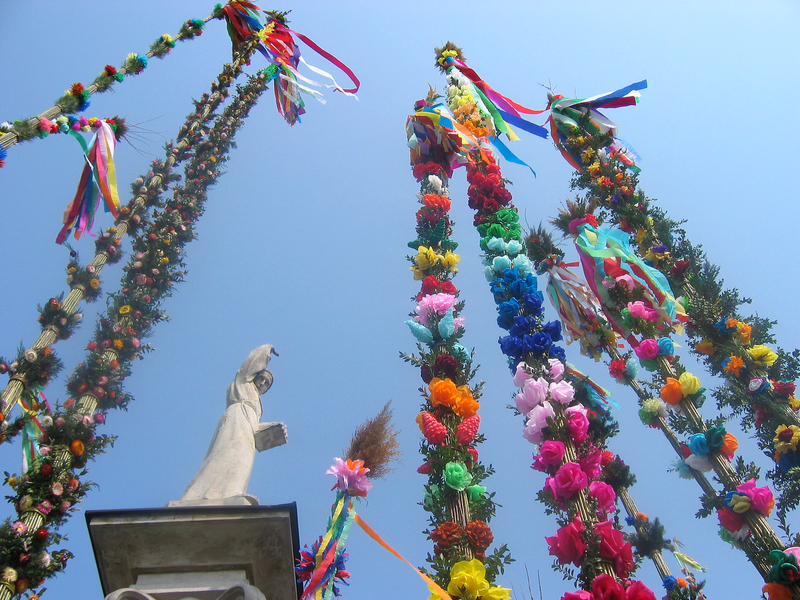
[589,481,617,514]
[659,377,683,405]
[326,457,372,497]
[545,518,586,566]
[522,401,555,445]
[590,574,624,599]
[430,521,463,549]
[531,440,566,473]
[457,415,481,445]
[679,372,702,396]
[722,355,745,377]
[445,559,490,599]
[416,293,457,326]
[736,479,774,517]
[634,338,659,360]
[512,362,532,388]
[748,345,778,367]
[694,339,715,355]
[552,462,588,500]
[763,582,793,600]
[595,519,634,578]
[774,425,800,455]
[564,404,589,445]
[464,520,494,554]
[627,300,659,322]
[444,461,472,491]
[768,549,800,585]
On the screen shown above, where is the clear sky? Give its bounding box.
[1,1,799,599]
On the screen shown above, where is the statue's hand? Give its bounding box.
[255,422,288,452]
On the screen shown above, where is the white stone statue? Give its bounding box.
[173,344,287,506]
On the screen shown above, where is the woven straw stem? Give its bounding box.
[446,490,474,562]
[0,42,256,422]
[562,439,617,578]
[616,487,671,580]
[0,14,221,151]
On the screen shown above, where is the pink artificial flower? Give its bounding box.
[326,457,372,497]
[547,359,565,382]
[595,520,634,578]
[565,405,590,445]
[549,381,575,405]
[415,293,458,326]
[562,593,591,600]
[12,522,27,535]
[552,462,589,500]
[131,338,141,348]
[522,401,555,445]
[60,501,72,513]
[634,338,659,360]
[516,377,549,414]
[624,580,657,600]
[736,479,775,517]
[579,450,602,479]
[545,517,586,566]
[627,301,658,323]
[591,573,625,600]
[532,440,566,473]
[50,482,63,496]
[513,362,532,388]
[39,446,51,456]
[589,481,617,514]
[37,501,52,515]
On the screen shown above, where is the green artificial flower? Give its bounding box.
[444,461,473,491]
[768,549,800,585]
[495,208,519,225]
[485,223,506,239]
[705,425,726,452]
[638,407,655,426]
[467,484,487,502]
[423,484,441,511]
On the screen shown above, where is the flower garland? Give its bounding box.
[0,4,222,157]
[402,153,512,598]
[551,117,800,516]
[0,68,272,598]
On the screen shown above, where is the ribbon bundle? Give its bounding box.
[56,120,121,244]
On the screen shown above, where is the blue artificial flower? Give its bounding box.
[509,315,531,337]
[492,255,512,272]
[508,278,529,298]
[657,337,674,356]
[506,239,523,255]
[662,576,677,591]
[714,318,737,334]
[779,449,800,473]
[405,320,433,344]
[524,274,538,291]
[625,516,636,526]
[522,291,544,314]
[497,314,513,331]
[549,345,567,362]
[624,357,639,379]
[487,237,506,253]
[503,267,521,285]
[671,458,694,480]
[513,255,533,276]
[542,321,563,343]
[527,332,552,354]
[688,432,710,456]
[497,298,520,320]
[490,279,507,304]
[438,309,455,339]
[498,335,525,357]
[452,344,469,360]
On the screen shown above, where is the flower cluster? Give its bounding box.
[403,161,510,592]
[435,559,510,600]
[717,479,775,542]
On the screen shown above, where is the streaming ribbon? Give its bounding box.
[301,491,355,600]
[56,120,120,244]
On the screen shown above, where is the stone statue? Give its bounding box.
[174,344,287,506]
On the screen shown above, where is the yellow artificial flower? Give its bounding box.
[119,305,132,315]
[441,250,460,272]
[735,322,752,344]
[635,228,648,244]
[580,147,596,164]
[727,492,751,514]
[587,161,601,176]
[113,339,124,349]
[410,265,425,281]
[679,372,702,396]
[67,267,77,274]
[774,425,800,455]
[694,339,715,355]
[483,586,513,600]
[161,257,169,264]
[790,396,800,411]
[414,246,440,270]
[447,559,490,599]
[7,476,17,489]
[747,345,778,367]
[89,278,100,290]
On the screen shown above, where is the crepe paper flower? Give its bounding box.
[457,415,481,445]
[441,250,460,272]
[694,339,715,355]
[590,574,625,599]
[532,440,566,473]
[773,381,797,398]
[672,458,694,479]
[589,481,617,514]
[464,520,494,553]
[748,345,779,367]
[565,405,590,445]
[688,433,709,456]
[522,401,555,445]
[634,338,659,360]
[422,193,451,211]
[595,519,635,578]
[438,309,456,339]
[774,425,800,455]
[659,377,684,406]
[70,440,85,456]
[736,479,775,516]
[11,522,27,535]
[326,457,372,497]
[433,354,459,380]
[641,397,666,419]
[561,592,591,600]
[482,585,512,600]
[720,433,739,458]
[722,355,746,377]
[414,246,441,271]
[768,549,800,585]
[685,453,713,472]
[445,559,491,599]
[626,580,657,600]
[1,568,17,583]
[406,320,434,344]
[675,373,700,398]
[548,381,575,405]
[627,301,659,323]
[662,576,677,591]
[547,359,565,382]
[714,318,737,335]
[579,450,602,479]
[763,582,793,600]
[428,377,480,417]
[512,362,532,388]
[704,425,726,452]
[609,359,627,380]
[416,293,458,326]
[467,484,487,502]
[552,462,589,500]
[417,412,448,446]
[748,376,771,394]
[430,521,463,548]
[444,461,473,491]
[725,491,752,513]
[546,518,587,566]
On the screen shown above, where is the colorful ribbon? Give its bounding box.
[302,491,355,600]
[56,120,120,244]
[19,392,46,473]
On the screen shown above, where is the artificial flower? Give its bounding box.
[416,293,458,326]
[736,479,774,516]
[722,355,745,377]
[720,433,739,458]
[768,549,800,586]
[464,520,493,553]
[656,337,674,356]
[627,301,658,323]
[326,457,372,497]
[579,450,602,479]
[694,339,715,355]
[444,461,473,491]
[590,573,625,600]
[595,520,634,578]
[430,522,463,548]
[446,559,490,599]
[724,491,751,514]
[659,377,683,406]
[532,440,566,472]
[522,401,555,445]
[589,481,617,514]
[735,322,752,344]
[678,372,702,396]
[512,362,532,388]
[565,404,590,445]
[634,338,659,360]
[625,580,657,600]
[763,582,793,600]
[549,381,575,405]
[748,345,778,367]
[552,462,588,500]
[545,518,586,566]
[774,425,800,455]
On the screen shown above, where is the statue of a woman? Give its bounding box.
[176,344,287,505]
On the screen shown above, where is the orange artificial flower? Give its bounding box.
[660,377,684,406]
[676,579,687,588]
[723,355,745,377]
[720,433,739,458]
[763,583,792,600]
[70,440,85,456]
[453,386,479,418]
[735,322,752,344]
[422,194,452,211]
[694,339,715,355]
[113,339,124,349]
[429,377,459,409]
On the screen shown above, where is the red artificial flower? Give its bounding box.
[34,528,48,541]
[545,518,586,566]
[591,573,625,600]
[671,260,692,277]
[464,520,493,552]
[70,83,85,96]
[104,65,117,76]
[457,415,481,445]
[679,443,692,459]
[717,507,746,533]
[433,354,459,380]
[608,359,627,380]
[417,461,431,475]
[773,381,797,398]
[552,462,588,499]
[467,447,479,464]
[430,522,463,548]
[40,463,53,476]
[624,580,657,600]
[595,520,634,578]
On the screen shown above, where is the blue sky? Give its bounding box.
[1,1,799,599]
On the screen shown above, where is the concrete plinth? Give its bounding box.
[86,504,301,600]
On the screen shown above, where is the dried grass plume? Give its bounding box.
[344,401,401,480]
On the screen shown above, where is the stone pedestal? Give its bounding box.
[86,504,301,600]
